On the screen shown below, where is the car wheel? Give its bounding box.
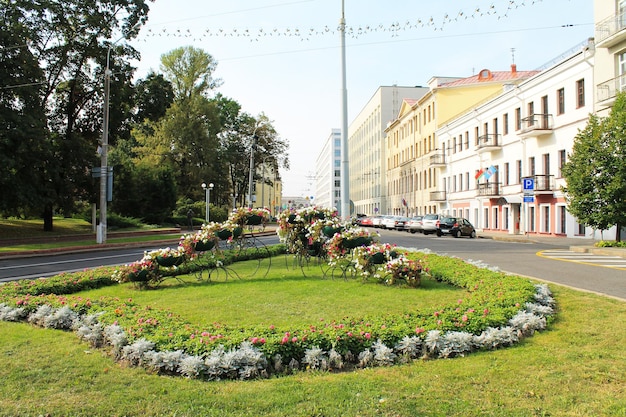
[454,230,461,238]
[470,230,476,238]
[436,230,442,237]
[410,230,416,234]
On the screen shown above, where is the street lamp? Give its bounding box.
[202,182,214,223]
[97,46,113,244]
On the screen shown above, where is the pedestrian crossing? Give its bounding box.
[538,250,626,270]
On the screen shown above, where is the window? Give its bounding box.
[558,205,567,234]
[465,172,470,190]
[484,208,489,229]
[577,222,585,235]
[557,88,565,115]
[504,162,510,185]
[543,153,550,176]
[515,108,522,130]
[576,79,585,108]
[558,150,566,177]
[529,156,536,176]
[452,137,457,154]
[516,160,522,183]
[474,126,480,145]
[334,170,340,177]
[458,173,463,191]
[503,113,509,135]
[528,101,535,118]
[334,180,340,187]
[464,132,469,149]
[542,205,550,233]
[529,206,536,232]
[334,149,340,157]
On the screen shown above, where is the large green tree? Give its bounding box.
[562,92,626,242]
[0,0,151,230]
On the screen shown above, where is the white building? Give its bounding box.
[348,85,429,216]
[434,39,595,238]
[314,129,341,210]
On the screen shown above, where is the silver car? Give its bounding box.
[406,216,423,234]
[421,214,443,235]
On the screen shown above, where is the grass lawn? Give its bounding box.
[0,258,625,416]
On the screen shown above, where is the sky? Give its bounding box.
[128,0,594,197]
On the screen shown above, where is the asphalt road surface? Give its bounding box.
[1,231,624,300]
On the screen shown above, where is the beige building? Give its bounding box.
[254,161,282,216]
[384,67,538,216]
[595,0,626,116]
[348,86,428,216]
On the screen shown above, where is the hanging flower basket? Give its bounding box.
[216,227,243,240]
[343,236,372,249]
[368,252,386,265]
[128,269,150,282]
[322,226,343,238]
[156,255,184,267]
[246,214,263,225]
[194,239,216,252]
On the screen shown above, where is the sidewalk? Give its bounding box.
[477,230,626,258]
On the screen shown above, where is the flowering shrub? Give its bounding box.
[325,227,379,263]
[276,207,342,255]
[351,243,397,279]
[384,256,424,287]
[229,207,270,226]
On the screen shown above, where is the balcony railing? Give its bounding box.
[429,153,446,166]
[477,182,501,197]
[520,114,553,137]
[596,11,626,47]
[476,134,501,152]
[530,174,555,193]
[597,74,626,104]
[430,190,447,201]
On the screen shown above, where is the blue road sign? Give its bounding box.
[523,178,535,191]
[523,195,534,203]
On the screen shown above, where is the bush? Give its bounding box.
[595,240,626,248]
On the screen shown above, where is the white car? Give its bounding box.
[421,214,443,235]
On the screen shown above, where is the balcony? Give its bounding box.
[476,182,501,197]
[596,12,626,48]
[597,74,626,107]
[524,174,555,195]
[519,114,553,138]
[476,134,502,153]
[430,190,447,201]
[429,153,446,167]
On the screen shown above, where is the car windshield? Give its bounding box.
[442,217,455,223]
[424,214,438,220]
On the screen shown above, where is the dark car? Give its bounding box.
[436,217,476,238]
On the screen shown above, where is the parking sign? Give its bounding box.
[523,178,534,191]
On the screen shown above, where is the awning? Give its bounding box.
[496,195,522,205]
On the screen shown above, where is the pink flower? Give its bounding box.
[201,331,209,337]
[415,327,425,334]
[364,333,371,340]
[462,315,468,322]
[483,309,490,316]
[434,311,440,317]
[190,334,195,339]
[269,324,275,330]
[281,336,289,344]
[291,337,298,343]
[251,337,259,344]
[347,331,353,337]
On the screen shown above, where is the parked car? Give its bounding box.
[406,216,423,234]
[373,215,390,228]
[392,216,409,231]
[359,216,374,227]
[421,214,443,235]
[380,215,399,230]
[436,217,477,238]
[370,215,383,228]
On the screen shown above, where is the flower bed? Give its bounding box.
[0,247,555,382]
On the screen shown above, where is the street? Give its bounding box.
[1,230,624,300]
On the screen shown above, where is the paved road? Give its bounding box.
[1,230,624,301]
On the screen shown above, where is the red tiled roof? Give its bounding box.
[440,68,540,87]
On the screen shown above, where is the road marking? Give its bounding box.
[537,250,626,270]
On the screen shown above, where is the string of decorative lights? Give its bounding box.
[135,1,551,43]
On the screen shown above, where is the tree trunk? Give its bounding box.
[617,222,622,243]
[43,205,53,232]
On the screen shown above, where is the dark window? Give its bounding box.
[557,88,565,114]
[577,79,585,108]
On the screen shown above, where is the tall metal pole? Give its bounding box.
[98,50,112,244]
[247,137,255,209]
[340,0,350,219]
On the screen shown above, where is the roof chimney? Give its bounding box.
[511,64,517,74]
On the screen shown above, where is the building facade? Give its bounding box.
[314,129,342,210]
[384,69,538,217]
[433,39,595,238]
[253,161,282,217]
[348,86,428,216]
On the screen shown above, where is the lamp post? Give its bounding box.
[202,182,214,223]
[97,47,113,244]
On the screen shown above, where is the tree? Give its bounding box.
[562,92,626,242]
[160,46,222,100]
[0,0,151,230]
